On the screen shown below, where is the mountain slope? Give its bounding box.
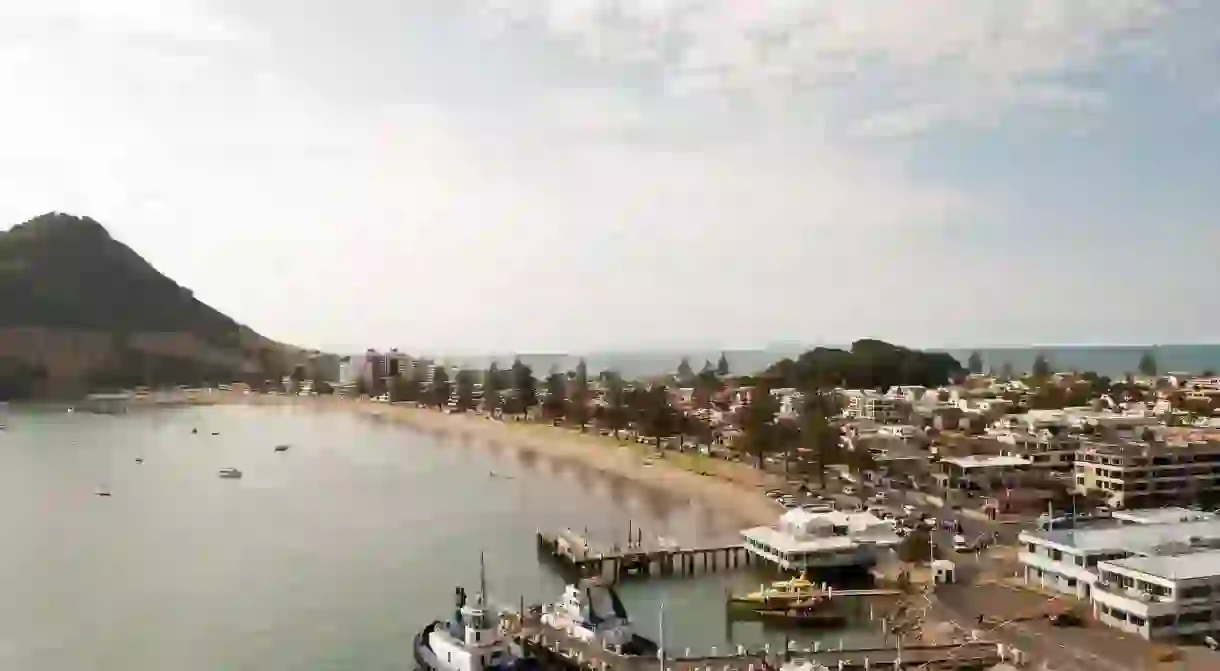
[0,212,284,397]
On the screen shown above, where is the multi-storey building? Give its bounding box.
[992,429,1080,474]
[1018,517,1220,604]
[1075,438,1220,509]
[1094,550,1220,639]
[841,390,901,423]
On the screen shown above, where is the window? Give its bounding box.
[1051,549,1062,561]
[1067,578,1077,588]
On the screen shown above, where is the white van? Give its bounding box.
[953,535,972,552]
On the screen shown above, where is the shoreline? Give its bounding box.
[250,395,784,529]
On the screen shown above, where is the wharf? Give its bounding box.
[537,531,751,580]
[519,624,1000,670]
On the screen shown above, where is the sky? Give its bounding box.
[1,1,1218,353]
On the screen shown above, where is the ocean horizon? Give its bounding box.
[412,344,1220,381]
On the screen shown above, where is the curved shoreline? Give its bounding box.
[248,394,783,529]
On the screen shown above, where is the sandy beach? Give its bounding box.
[236,394,783,528]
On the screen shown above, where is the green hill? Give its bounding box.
[0,212,287,398]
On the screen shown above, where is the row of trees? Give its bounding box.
[964,349,1209,381]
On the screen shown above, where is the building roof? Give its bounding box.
[1111,508,1217,525]
[1026,519,1220,555]
[1101,550,1220,581]
[940,455,1032,469]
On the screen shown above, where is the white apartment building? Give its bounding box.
[1018,518,1220,610]
[1093,551,1220,639]
[1075,438,1220,509]
[841,390,901,423]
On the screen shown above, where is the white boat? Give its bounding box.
[539,578,658,657]
[413,555,538,671]
[218,467,243,479]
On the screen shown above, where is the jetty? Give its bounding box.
[518,625,1001,670]
[536,530,751,580]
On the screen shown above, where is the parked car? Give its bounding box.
[953,535,972,552]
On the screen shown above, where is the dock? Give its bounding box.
[519,624,1001,670]
[536,530,752,580]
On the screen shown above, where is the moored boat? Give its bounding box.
[414,555,539,671]
[539,578,659,657]
[218,467,243,479]
[729,571,821,607]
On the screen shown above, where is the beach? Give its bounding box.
[235,394,782,528]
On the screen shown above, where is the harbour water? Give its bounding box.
[0,404,885,670]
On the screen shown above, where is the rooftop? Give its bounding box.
[1101,549,1220,582]
[940,455,1032,469]
[1111,508,1217,525]
[1025,519,1220,556]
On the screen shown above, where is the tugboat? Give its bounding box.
[540,578,658,656]
[414,555,538,671]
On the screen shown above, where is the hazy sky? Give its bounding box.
[2,1,1218,352]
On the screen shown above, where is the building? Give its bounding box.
[991,429,1080,474]
[1110,507,1217,525]
[740,509,902,571]
[1018,518,1220,603]
[1074,438,1220,509]
[1094,550,1220,639]
[934,455,1033,492]
[841,390,901,423]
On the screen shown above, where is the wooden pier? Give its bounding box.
[519,625,1002,670]
[536,531,752,581]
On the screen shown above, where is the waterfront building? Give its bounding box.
[1074,438,1220,509]
[1018,518,1220,607]
[740,509,901,572]
[1094,550,1220,639]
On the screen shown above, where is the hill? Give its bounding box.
[0,212,288,398]
[762,339,965,390]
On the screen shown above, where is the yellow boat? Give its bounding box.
[729,572,823,607]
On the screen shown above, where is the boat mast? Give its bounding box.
[658,602,665,671]
[479,551,487,606]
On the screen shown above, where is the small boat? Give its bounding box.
[95,487,112,497]
[539,578,659,656]
[414,554,539,671]
[210,431,220,436]
[135,457,144,464]
[729,571,822,607]
[191,428,198,434]
[218,467,243,479]
[274,444,291,452]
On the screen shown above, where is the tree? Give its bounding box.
[1138,350,1158,377]
[542,368,567,423]
[676,357,695,386]
[798,392,840,487]
[738,383,780,468]
[716,352,730,377]
[568,358,590,431]
[999,361,1015,381]
[633,384,680,448]
[967,351,983,375]
[597,371,629,439]
[510,358,537,418]
[1031,353,1052,379]
[483,362,502,415]
[428,367,451,409]
[454,370,477,411]
[390,375,420,403]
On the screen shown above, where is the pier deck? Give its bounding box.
[537,531,752,580]
[519,623,1001,670]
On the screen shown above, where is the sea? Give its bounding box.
[0,404,885,670]
[444,344,1220,381]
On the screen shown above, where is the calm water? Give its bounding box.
[0,405,883,670]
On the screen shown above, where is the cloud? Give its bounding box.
[462,0,1177,136]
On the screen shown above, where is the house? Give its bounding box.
[841,390,901,423]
